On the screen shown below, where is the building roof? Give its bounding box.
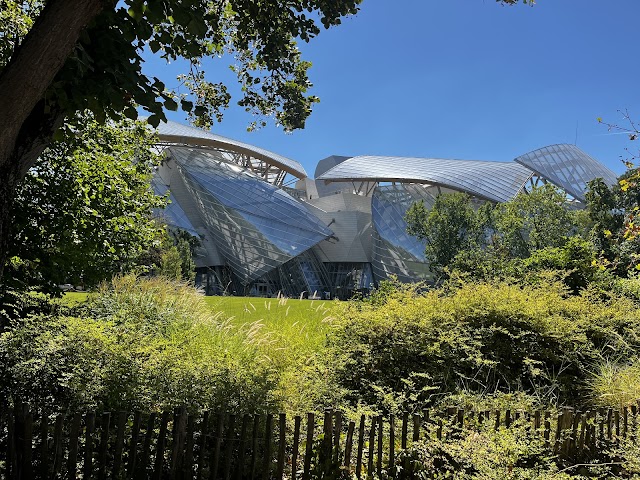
[156,120,308,179]
[317,155,534,203]
[514,144,618,202]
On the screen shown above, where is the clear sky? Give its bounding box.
[149,0,640,178]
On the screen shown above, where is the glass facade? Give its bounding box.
[318,155,534,202]
[371,184,435,284]
[515,144,618,202]
[151,177,200,237]
[170,147,333,286]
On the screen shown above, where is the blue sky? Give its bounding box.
[148,0,640,177]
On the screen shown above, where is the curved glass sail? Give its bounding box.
[318,156,533,202]
[515,144,618,202]
[151,177,200,237]
[171,147,332,285]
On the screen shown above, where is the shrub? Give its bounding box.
[0,275,279,413]
[326,280,640,413]
[589,359,640,409]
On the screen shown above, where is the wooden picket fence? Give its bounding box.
[1,403,639,479]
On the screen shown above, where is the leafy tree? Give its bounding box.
[585,173,640,275]
[159,229,198,282]
[491,183,576,258]
[406,193,485,278]
[0,0,531,281]
[406,185,581,282]
[6,114,166,293]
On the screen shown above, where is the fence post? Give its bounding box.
[210,413,224,480]
[67,412,82,480]
[40,410,49,480]
[235,415,250,480]
[223,414,236,480]
[113,411,127,478]
[97,411,111,480]
[84,411,96,479]
[355,416,365,480]
[291,416,301,480]
[276,414,286,480]
[261,414,273,480]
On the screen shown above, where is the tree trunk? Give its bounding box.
[0,0,106,284]
[0,0,106,172]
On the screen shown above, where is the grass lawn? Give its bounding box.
[203,295,338,356]
[64,291,338,356]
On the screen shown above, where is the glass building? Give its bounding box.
[153,121,618,298]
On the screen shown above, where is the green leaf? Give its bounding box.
[164,98,178,111]
[147,114,161,128]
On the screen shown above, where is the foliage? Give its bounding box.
[586,174,640,275]
[325,280,640,413]
[0,0,42,68]
[395,424,576,480]
[205,294,342,414]
[406,193,484,278]
[589,359,640,409]
[491,183,577,257]
[406,185,590,290]
[159,229,198,282]
[0,275,280,413]
[6,114,166,293]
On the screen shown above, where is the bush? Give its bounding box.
[326,279,640,413]
[0,275,280,413]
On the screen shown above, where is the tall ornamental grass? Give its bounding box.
[0,275,279,413]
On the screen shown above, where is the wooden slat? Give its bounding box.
[153,411,170,480]
[333,411,342,465]
[128,411,143,479]
[22,409,34,480]
[235,415,250,480]
[276,413,286,480]
[196,411,209,480]
[209,413,224,480]
[388,415,395,474]
[84,411,96,480]
[223,414,236,480]
[412,414,420,442]
[291,416,301,480]
[40,411,49,480]
[262,414,273,480]
[185,414,196,480]
[97,411,111,480]
[140,413,156,478]
[302,413,314,480]
[578,411,588,451]
[355,416,365,480]
[170,408,187,480]
[401,413,408,450]
[67,413,82,480]
[52,414,65,477]
[249,415,260,480]
[113,411,127,478]
[6,408,15,479]
[367,416,376,476]
[343,420,355,471]
[376,415,383,476]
